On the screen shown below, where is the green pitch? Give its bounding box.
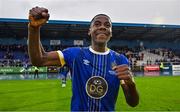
[0,76,180,111]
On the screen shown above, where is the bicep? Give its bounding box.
[41,47,80,67]
[41,51,61,66]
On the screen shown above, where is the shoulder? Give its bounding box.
[62,47,82,54]
[62,47,88,58]
[65,46,89,52]
[109,49,127,59]
[109,49,129,64]
[63,47,81,51]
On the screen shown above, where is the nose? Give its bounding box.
[98,25,107,31]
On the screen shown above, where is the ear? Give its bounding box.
[110,32,112,37]
[88,28,91,36]
[110,28,112,37]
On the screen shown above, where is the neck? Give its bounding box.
[91,43,107,52]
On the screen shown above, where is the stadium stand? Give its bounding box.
[0,18,180,75]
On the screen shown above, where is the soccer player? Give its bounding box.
[58,65,69,87]
[21,61,29,79]
[28,6,139,111]
[33,66,39,79]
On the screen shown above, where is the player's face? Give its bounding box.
[88,15,112,46]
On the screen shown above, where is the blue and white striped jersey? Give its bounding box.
[57,46,129,111]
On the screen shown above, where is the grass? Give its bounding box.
[117,76,180,111]
[0,76,180,111]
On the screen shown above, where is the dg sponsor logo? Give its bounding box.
[86,76,108,99]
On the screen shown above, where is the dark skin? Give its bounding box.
[88,15,112,52]
[28,6,139,107]
[28,6,59,66]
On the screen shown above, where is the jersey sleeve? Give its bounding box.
[114,52,129,66]
[56,47,81,67]
[119,54,129,65]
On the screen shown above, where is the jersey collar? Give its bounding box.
[89,46,110,55]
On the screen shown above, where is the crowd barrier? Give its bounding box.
[133,64,180,76]
[0,64,180,76]
[0,67,47,74]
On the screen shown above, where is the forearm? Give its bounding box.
[121,80,139,107]
[28,7,60,66]
[28,25,43,66]
[40,40,46,55]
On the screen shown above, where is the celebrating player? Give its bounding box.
[28,6,139,111]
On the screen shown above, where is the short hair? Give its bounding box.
[90,14,111,26]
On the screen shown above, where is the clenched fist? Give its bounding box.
[28,6,50,28]
[113,64,135,85]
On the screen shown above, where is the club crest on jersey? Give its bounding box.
[86,76,108,99]
[111,60,117,69]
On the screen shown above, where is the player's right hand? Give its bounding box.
[28,6,50,28]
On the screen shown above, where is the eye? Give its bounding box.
[105,22,111,28]
[94,21,101,27]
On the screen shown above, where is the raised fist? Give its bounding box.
[29,6,50,28]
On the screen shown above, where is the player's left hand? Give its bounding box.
[112,64,134,85]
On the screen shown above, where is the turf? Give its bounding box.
[116,76,180,111]
[0,76,180,111]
